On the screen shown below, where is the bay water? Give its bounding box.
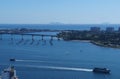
[0,24,120,79]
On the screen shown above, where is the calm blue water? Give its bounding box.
[0,24,120,79]
[0,24,120,30]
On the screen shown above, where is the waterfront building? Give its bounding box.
[90,27,101,32]
[118,27,120,32]
[106,27,114,32]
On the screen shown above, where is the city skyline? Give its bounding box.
[0,0,120,24]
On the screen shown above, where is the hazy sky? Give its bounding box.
[0,0,120,24]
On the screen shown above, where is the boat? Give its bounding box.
[10,59,16,62]
[1,66,18,79]
[93,68,110,74]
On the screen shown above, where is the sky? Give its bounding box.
[0,0,120,24]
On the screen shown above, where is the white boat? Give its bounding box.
[0,66,18,79]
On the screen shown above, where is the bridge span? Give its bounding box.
[0,33,60,41]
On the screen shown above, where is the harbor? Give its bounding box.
[1,26,120,48]
[1,0,120,78]
[0,24,120,79]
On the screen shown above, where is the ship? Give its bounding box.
[0,66,18,79]
[9,58,16,62]
[93,68,110,74]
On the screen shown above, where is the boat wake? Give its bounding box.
[14,60,93,72]
[16,60,46,63]
[25,65,93,72]
[16,59,63,64]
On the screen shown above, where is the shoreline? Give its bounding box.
[65,39,120,49]
[90,41,120,49]
[67,40,90,43]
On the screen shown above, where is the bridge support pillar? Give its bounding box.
[51,36,53,41]
[41,35,44,40]
[0,34,2,40]
[32,35,34,41]
[11,34,13,40]
[21,35,24,40]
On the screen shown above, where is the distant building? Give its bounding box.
[118,27,120,32]
[106,27,114,32]
[90,27,101,32]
